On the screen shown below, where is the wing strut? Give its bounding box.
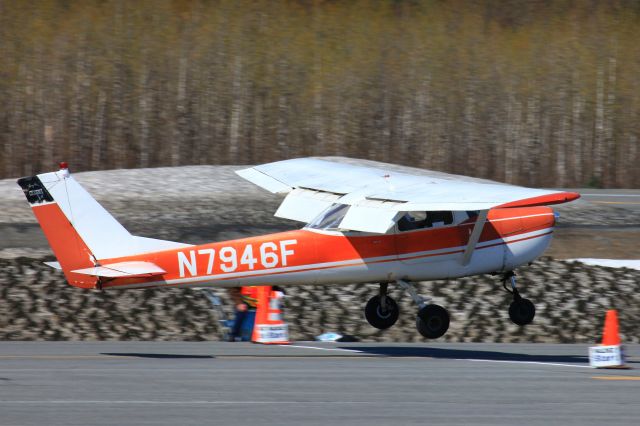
[461,210,489,266]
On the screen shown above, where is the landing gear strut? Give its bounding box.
[398,279,450,339]
[502,271,535,326]
[364,283,399,329]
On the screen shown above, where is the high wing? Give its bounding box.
[236,158,580,233]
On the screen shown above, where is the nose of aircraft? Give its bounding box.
[487,206,555,236]
[521,206,556,231]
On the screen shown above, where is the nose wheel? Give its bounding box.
[503,272,535,326]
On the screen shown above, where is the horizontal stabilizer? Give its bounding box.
[44,261,62,270]
[72,261,166,278]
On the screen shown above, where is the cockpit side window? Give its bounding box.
[398,211,454,232]
[398,212,428,231]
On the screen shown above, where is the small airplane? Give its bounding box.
[17,158,580,339]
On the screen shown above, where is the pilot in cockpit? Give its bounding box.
[398,211,453,231]
[398,212,427,231]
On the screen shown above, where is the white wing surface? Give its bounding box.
[236,158,579,233]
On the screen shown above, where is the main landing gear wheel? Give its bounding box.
[503,271,535,326]
[397,279,451,339]
[416,304,450,339]
[509,297,535,326]
[365,295,399,330]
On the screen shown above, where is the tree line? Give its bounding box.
[1,0,639,188]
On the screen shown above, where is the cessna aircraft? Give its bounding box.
[17,158,579,339]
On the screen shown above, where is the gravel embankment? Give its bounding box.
[1,256,638,343]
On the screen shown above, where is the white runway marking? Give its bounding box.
[282,344,364,354]
[462,358,591,368]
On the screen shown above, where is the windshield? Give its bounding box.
[306,203,349,230]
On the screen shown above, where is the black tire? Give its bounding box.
[509,298,535,325]
[364,295,399,330]
[416,304,450,339]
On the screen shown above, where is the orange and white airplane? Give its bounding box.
[18,158,579,339]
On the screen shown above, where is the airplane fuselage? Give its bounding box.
[98,206,555,290]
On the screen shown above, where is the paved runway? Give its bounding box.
[568,188,640,212]
[0,342,638,426]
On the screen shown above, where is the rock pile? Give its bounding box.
[1,256,638,343]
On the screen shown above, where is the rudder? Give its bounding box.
[18,172,98,288]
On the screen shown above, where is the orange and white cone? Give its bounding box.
[251,286,290,344]
[589,309,628,369]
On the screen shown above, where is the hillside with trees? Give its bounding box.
[1,0,639,187]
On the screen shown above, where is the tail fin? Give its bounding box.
[17,163,189,288]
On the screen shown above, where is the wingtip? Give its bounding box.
[497,191,582,208]
[565,192,581,202]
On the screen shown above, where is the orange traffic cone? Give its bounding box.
[251,286,290,344]
[601,309,621,346]
[589,309,628,369]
